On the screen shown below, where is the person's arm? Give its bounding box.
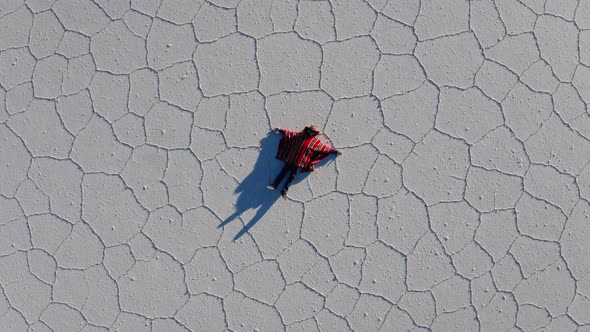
[326,146,341,155]
[306,143,337,171]
[314,144,338,157]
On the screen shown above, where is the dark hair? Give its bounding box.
[305,125,319,135]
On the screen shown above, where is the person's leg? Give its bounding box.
[270,163,290,189]
[281,165,299,196]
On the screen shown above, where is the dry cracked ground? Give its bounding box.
[1,0,590,331]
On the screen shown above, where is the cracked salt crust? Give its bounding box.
[1,0,590,331]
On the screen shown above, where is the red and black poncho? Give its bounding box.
[275,129,335,172]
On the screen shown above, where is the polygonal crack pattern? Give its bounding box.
[0,0,589,331]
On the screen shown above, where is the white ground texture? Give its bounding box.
[1,0,590,331]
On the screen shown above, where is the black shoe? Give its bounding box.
[267,184,276,190]
[281,189,288,199]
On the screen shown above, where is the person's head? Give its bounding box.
[304,125,319,137]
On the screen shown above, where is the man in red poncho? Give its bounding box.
[269,125,341,198]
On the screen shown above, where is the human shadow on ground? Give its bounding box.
[218,131,334,241]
